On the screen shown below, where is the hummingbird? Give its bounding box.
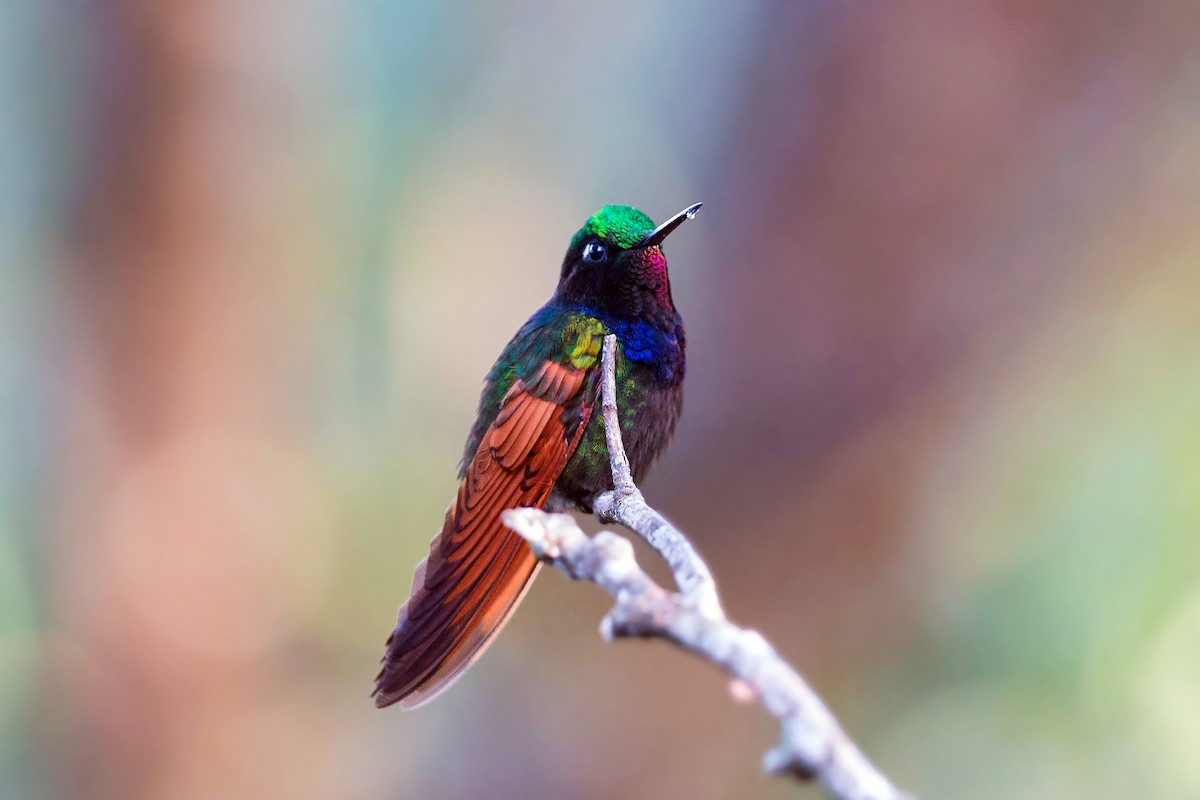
[374,202,701,709]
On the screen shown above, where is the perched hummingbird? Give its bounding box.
[374,203,701,709]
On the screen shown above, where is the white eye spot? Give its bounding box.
[583,242,608,263]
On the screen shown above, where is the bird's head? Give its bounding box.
[554,203,701,323]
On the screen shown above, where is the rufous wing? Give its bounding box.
[374,360,594,709]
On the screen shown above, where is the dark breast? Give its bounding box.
[621,367,685,483]
[553,334,685,511]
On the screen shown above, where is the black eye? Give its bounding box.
[582,242,608,263]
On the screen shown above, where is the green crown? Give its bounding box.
[571,205,656,250]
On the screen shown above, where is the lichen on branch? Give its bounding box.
[502,335,912,800]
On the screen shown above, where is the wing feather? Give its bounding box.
[374,354,595,709]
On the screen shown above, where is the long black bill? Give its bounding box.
[634,202,703,249]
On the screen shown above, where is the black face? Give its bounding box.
[555,236,676,324]
[553,204,700,324]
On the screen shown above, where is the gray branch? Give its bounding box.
[502,334,912,800]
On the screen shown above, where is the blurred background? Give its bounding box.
[3,1,1200,798]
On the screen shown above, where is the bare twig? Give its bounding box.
[591,335,724,619]
[502,334,911,800]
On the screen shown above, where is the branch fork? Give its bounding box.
[502,335,911,800]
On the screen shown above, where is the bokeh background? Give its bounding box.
[3,1,1200,798]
